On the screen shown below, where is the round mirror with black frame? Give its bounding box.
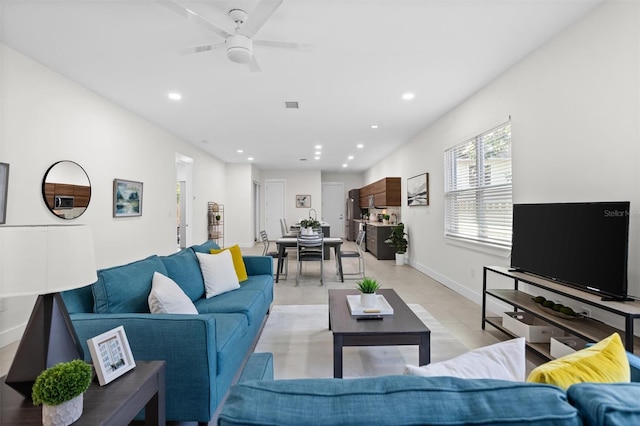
[42,161,91,220]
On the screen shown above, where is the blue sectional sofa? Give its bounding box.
[62,241,273,424]
[218,353,640,425]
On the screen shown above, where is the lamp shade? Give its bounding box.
[1,225,97,399]
[0,225,97,297]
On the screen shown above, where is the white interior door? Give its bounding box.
[265,179,285,239]
[322,182,345,238]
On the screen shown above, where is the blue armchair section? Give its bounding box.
[62,242,273,424]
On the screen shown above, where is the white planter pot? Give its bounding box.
[301,227,314,236]
[42,393,83,426]
[360,292,377,308]
[395,253,405,266]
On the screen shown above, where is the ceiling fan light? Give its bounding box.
[226,34,253,64]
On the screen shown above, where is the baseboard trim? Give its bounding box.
[0,322,26,349]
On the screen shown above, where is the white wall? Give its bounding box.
[0,44,228,346]
[260,169,322,227]
[367,0,640,312]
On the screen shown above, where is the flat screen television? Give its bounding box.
[510,202,630,301]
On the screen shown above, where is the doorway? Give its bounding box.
[322,182,345,238]
[265,179,285,239]
[253,180,261,242]
[176,154,193,249]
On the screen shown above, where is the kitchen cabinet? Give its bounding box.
[359,177,401,207]
[366,224,395,260]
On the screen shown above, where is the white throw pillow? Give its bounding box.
[403,337,526,381]
[196,250,240,298]
[148,272,198,314]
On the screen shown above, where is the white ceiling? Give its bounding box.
[0,0,602,172]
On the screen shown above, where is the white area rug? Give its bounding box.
[255,304,469,379]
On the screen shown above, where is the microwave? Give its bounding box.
[54,196,74,209]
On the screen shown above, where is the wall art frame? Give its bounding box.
[296,194,311,208]
[0,163,8,224]
[113,179,143,217]
[87,325,136,386]
[407,173,429,206]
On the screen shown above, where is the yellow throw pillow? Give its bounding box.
[210,245,248,282]
[527,333,629,389]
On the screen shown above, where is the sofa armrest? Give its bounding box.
[242,255,273,276]
[627,351,640,382]
[70,313,218,422]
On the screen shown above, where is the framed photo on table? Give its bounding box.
[87,326,136,385]
[296,194,311,208]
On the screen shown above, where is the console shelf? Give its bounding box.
[483,266,640,358]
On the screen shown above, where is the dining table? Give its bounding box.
[275,237,344,283]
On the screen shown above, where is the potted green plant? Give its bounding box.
[385,222,408,265]
[32,359,92,426]
[356,277,381,308]
[383,214,390,224]
[300,218,321,235]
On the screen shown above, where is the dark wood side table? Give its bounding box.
[1,360,165,426]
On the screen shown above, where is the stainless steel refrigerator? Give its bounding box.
[346,188,361,241]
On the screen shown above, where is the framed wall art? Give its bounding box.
[113,179,143,217]
[0,163,8,224]
[296,194,311,208]
[87,325,136,386]
[407,173,429,206]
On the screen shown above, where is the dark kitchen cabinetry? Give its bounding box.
[366,224,395,260]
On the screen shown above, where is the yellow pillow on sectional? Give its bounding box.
[526,333,629,389]
[210,245,248,282]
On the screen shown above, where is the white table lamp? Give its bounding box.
[0,225,97,398]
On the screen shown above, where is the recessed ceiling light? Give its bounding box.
[371,125,379,129]
[342,164,348,168]
[168,92,182,101]
[315,151,321,155]
[315,145,322,149]
[237,149,244,153]
[247,157,254,161]
[402,93,415,100]
[357,144,364,149]
[314,156,320,160]
[348,155,354,160]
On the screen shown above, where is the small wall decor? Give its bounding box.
[0,163,8,224]
[296,194,311,208]
[113,179,143,217]
[87,326,136,386]
[407,173,429,206]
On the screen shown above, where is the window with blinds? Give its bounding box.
[444,121,512,247]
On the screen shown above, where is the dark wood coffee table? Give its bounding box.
[328,289,431,378]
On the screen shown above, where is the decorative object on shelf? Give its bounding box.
[0,225,97,399]
[296,194,311,208]
[87,325,136,386]
[356,277,381,308]
[113,179,143,217]
[531,296,583,320]
[207,202,224,246]
[385,222,408,265]
[407,173,429,206]
[299,218,321,235]
[32,359,92,426]
[42,161,91,220]
[0,162,8,224]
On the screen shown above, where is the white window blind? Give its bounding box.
[444,121,512,247]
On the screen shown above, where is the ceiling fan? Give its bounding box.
[160,0,310,72]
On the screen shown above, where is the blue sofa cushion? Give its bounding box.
[568,382,640,425]
[93,255,167,314]
[195,289,267,326]
[191,240,221,254]
[219,376,581,426]
[159,248,205,302]
[61,283,96,314]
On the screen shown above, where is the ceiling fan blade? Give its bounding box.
[254,39,315,52]
[179,42,226,55]
[238,0,283,38]
[158,0,232,39]
[247,55,262,72]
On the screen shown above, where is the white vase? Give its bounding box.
[42,393,83,426]
[360,292,377,308]
[395,253,405,266]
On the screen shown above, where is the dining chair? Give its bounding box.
[280,218,299,238]
[296,233,324,286]
[338,228,365,279]
[260,230,287,279]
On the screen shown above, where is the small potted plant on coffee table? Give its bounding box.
[32,359,93,426]
[356,277,381,308]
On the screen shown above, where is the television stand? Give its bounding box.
[601,296,636,302]
[483,266,640,358]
